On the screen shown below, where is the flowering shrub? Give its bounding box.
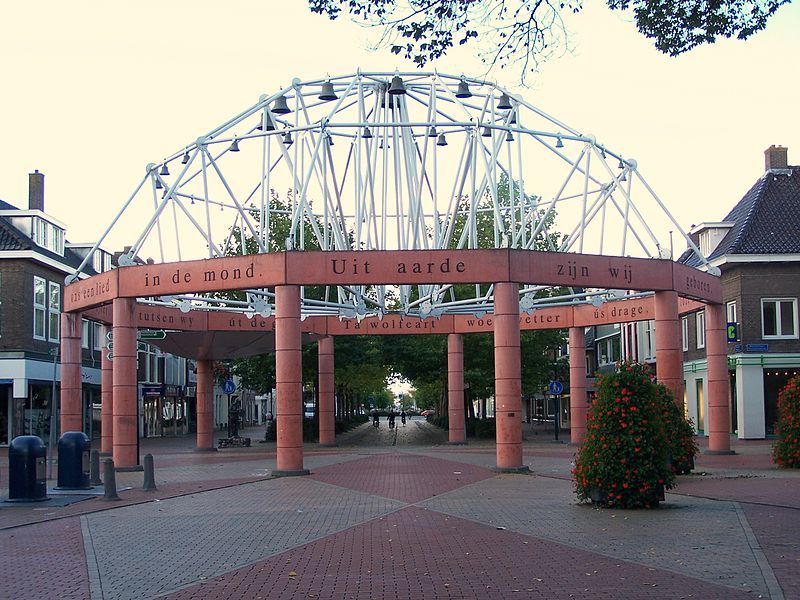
[573,361,674,508]
[655,383,699,474]
[773,375,800,468]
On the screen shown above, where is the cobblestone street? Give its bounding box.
[1,422,798,599]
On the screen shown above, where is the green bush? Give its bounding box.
[573,361,674,508]
[655,383,698,474]
[773,375,800,468]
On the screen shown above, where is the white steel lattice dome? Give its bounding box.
[71,70,710,319]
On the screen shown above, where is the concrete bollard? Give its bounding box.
[102,459,120,500]
[89,450,102,487]
[142,454,157,491]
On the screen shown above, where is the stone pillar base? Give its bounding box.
[703,449,736,456]
[492,465,531,474]
[271,469,311,478]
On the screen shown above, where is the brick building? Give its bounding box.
[0,171,113,444]
[679,145,800,438]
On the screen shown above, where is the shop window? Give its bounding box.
[762,298,798,339]
[696,311,705,350]
[33,276,46,340]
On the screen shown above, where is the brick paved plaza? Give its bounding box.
[2,420,798,599]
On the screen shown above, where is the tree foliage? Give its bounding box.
[308,0,789,82]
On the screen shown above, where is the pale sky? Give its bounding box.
[2,0,799,251]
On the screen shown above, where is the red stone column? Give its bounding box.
[654,291,684,406]
[318,337,336,446]
[274,285,308,475]
[112,297,139,469]
[196,359,215,451]
[706,303,733,454]
[569,327,587,445]
[100,325,113,455]
[494,282,526,471]
[60,312,83,434]
[447,333,466,444]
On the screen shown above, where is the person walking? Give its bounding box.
[388,408,396,429]
[400,410,407,426]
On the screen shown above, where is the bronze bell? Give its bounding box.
[283,131,293,146]
[497,92,512,110]
[159,163,170,176]
[482,126,492,137]
[230,138,240,152]
[509,110,517,124]
[181,151,190,164]
[428,126,438,138]
[555,136,564,148]
[319,80,337,102]
[505,130,514,142]
[388,75,406,95]
[362,126,373,139]
[154,178,163,190]
[271,94,291,114]
[437,133,448,147]
[455,79,472,99]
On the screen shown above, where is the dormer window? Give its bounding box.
[690,222,734,258]
[30,216,65,255]
[92,250,111,273]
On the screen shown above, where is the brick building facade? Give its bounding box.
[680,146,800,438]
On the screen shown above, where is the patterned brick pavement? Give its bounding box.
[166,506,754,600]
[0,517,89,599]
[310,453,494,503]
[2,424,798,599]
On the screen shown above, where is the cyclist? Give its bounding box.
[372,408,380,428]
[400,410,407,426]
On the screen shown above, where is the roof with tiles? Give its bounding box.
[680,157,800,267]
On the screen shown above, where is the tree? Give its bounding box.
[308,0,789,83]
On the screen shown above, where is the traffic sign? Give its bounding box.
[548,380,564,395]
[222,379,236,395]
[139,330,167,340]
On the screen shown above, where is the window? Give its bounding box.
[726,301,737,324]
[82,319,90,349]
[48,282,61,341]
[643,320,655,360]
[681,317,689,351]
[597,336,622,366]
[762,298,798,339]
[93,322,103,351]
[30,217,65,255]
[33,276,46,339]
[696,311,705,349]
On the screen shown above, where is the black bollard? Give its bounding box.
[89,450,102,487]
[102,459,120,500]
[142,454,157,491]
